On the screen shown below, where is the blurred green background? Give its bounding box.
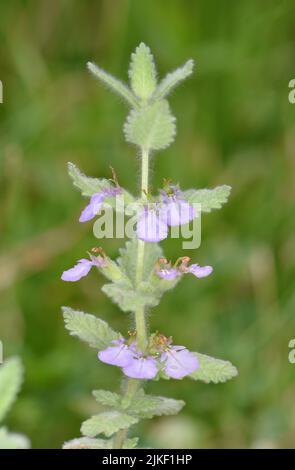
[0,0,295,449]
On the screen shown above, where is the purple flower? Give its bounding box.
[98,339,135,367]
[136,185,195,243]
[79,192,105,222]
[156,268,179,280]
[122,355,158,379]
[162,346,199,379]
[187,264,213,278]
[155,257,213,281]
[79,187,121,223]
[160,186,195,227]
[164,199,195,226]
[136,206,168,242]
[61,255,104,282]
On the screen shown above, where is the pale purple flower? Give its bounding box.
[136,206,168,242]
[98,339,134,367]
[187,264,213,278]
[160,186,195,227]
[79,192,105,222]
[122,356,158,379]
[162,346,199,379]
[163,199,195,226]
[61,255,104,282]
[156,268,179,280]
[155,257,213,281]
[79,187,121,223]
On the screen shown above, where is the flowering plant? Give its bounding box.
[61,43,237,449]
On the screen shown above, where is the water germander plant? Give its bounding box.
[61,43,237,449]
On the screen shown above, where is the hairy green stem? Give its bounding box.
[112,379,140,449]
[113,147,149,449]
[135,147,149,349]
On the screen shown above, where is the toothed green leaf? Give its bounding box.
[62,307,120,349]
[122,437,139,449]
[129,43,157,100]
[183,185,231,212]
[0,357,23,423]
[124,100,176,151]
[93,390,121,408]
[126,391,185,419]
[189,353,238,384]
[87,62,138,108]
[102,282,159,313]
[153,59,194,100]
[68,162,111,197]
[81,411,138,438]
[67,162,134,209]
[97,259,133,286]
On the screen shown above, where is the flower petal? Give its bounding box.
[164,348,199,379]
[189,264,213,278]
[98,343,134,367]
[61,259,93,282]
[164,199,195,226]
[79,192,105,223]
[156,268,179,280]
[136,208,168,242]
[122,357,158,379]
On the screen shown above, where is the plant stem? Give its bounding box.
[112,379,140,448]
[135,147,149,349]
[113,147,150,449]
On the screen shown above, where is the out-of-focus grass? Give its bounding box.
[0,0,295,448]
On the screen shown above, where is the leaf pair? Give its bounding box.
[80,389,184,439]
[88,43,194,152]
[88,43,194,106]
[62,307,238,385]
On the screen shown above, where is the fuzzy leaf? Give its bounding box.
[62,307,120,349]
[153,59,194,100]
[126,391,185,419]
[143,273,180,298]
[102,282,159,313]
[81,411,138,438]
[63,437,112,449]
[93,390,121,408]
[0,427,30,449]
[124,100,176,151]
[98,259,133,286]
[0,357,23,423]
[183,185,231,212]
[117,239,162,284]
[129,43,157,100]
[87,62,138,108]
[189,353,238,384]
[68,162,111,197]
[68,162,134,209]
[122,437,139,449]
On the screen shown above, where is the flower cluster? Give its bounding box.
[136,185,195,242]
[155,256,213,280]
[98,333,199,380]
